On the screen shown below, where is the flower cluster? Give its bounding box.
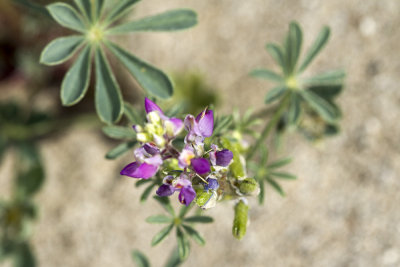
[121,98,233,207]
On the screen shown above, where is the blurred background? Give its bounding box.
[1,0,400,266]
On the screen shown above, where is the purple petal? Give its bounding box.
[204,178,219,191]
[120,161,158,179]
[178,186,196,206]
[191,158,211,175]
[156,184,176,197]
[168,118,184,135]
[144,97,163,114]
[215,149,233,167]
[143,143,160,155]
[196,109,214,137]
[144,154,163,166]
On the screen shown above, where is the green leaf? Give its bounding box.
[287,93,301,125]
[270,172,297,180]
[265,178,285,196]
[298,26,330,73]
[105,41,173,99]
[151,224,174,246]
[14,243,36,267]
[105,141,136,159]
[61,45,92,106]
[94,0,104,21]
[265,43,285,73]
[232,199,248,240]
[140,183,156,203]
[102,125,136,139]
[300,89,338,123]
[176,227,190,260]
[146,215,172,224]
[264,86,287,104]
[94,46,123,124]
[267,157,292,169]
[178,203,192,219]
[285,22,302,74]
[47,3,86,33]
[164,247,183,267]
[135,179,153,187]
[73,0,91,21]
[250,69,284,83]
[182,224,205,246]
[153,196,175,215]
[124,102,143,124]
[0,135,7,165]
[183,215,213,224]
[108,9,197,33]
[212,115,232,137]
[132,250,150,267]
[302,70,345,86]
[15,144,45,198]
[103,0,141,26]
[309,84,343,100]
[258,179,265,204]
[40,36,85,65]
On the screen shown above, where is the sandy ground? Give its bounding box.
[1,0,400,266]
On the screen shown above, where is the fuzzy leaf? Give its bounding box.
[140,183,157,203]
[232,199,248,240]
[266,178,285,196]
[106,41,173,99]
[47,3,86,33]
[300,89,338,123]
[153,196,175,215]
[94,46,123,124]
[309,84,343,100]
[146,215,172,224]
[40,36,85,65]
[151,224,174,246]
[285,22,302,74]
[287,93,301,125]
[132,250,150,267]
[250,69,284,83]
[265,43,285,74]
[61,45,92,106]
[267,157,292,169]
[105,141,136,159]
[265,86,287,104]
[102,125,136,139]
[183,215,213,224]
[303,70,345,86]
[73,0,91,21]
[298,26,330,73]
[108,9,197,33]
[270,172,297,180]
[176,227,190,260]
[124,102,143,124]
[103,0,141,26]
[182,224,205,246]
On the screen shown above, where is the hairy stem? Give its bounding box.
[246,93,290,161]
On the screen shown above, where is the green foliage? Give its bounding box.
[250,21,345,139]
[132,250,150,267]
[232,199,248,240]
[40,0,198,124]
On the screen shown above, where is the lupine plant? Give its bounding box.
[2,1,346,266]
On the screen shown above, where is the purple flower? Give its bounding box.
[145,97,163,114]
[184,108,214,143]
[191,158,211,175]
[120,143,163,179]
[156,175,196,206]
[204,177,219,191]
[210,144,233,167]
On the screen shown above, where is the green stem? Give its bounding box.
[246,94,290,161]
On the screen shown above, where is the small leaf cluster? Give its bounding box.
[40,0,197,124]
[147,197,212,261]
[250,21,345,137]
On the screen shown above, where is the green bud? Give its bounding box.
[195,191,213,207]
[239,178,259,195]
[232,199,248,240]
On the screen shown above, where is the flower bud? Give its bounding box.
[232,199,248,240]
[239,178,260,196]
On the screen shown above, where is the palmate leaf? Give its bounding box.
[46,3,86,33]
[267,157,292,169]
[300,89,338,123]
[302,70,345,86]
[270,172,297,180]
[287,93,301,125]
[153,196,175,216]
[298,26,330,73]
[264,86,287,104]
[94,0,105,21]
[102,125,136,139]
[183,215,213,223]
[61,45,92,106]
[284,21,302,75]
[105,41,173,99]
[73,0,91,22]
[146,215,173,224]
[250,69,284,83]
[309,84,343,101]
[266,178,285,196]
[164,247,183,267]
[265,43,285,74]
[108,9,197,33]
[176,228,190,260]
[40,36,85,65]
[151,224,174,246]
[132,250,150,267]
[94,46,124,124]
[105,141,136,159]
[182,224,205,246]
[103,0,141,27]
